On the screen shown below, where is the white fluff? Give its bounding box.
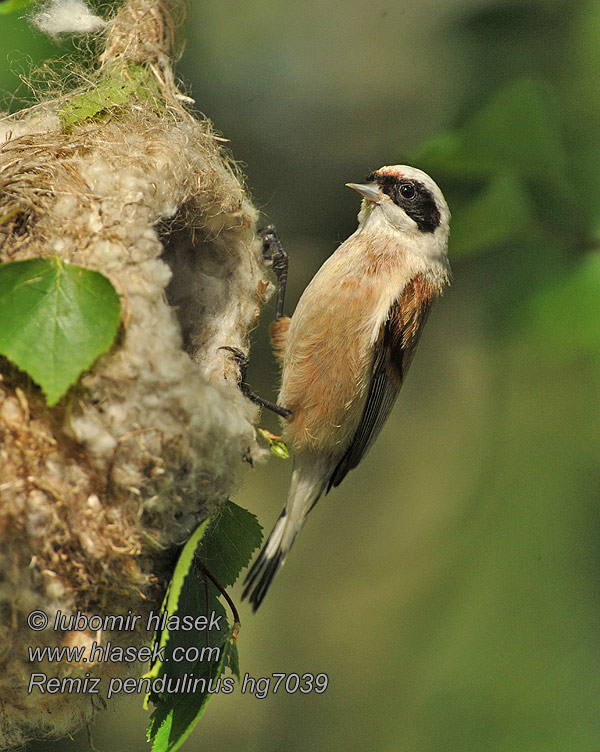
[32,0,107,36]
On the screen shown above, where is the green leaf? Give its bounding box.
[145,519,229,751]
[59,64,160,131]
[0,258,121,405]
[523,253,600,359]
[449,170,534,257]
[199,500,263,589]
[415,79,569,183]
[411,78,590,254]
[145,502,262,752]
[462,79,568,182]
[144,520,212,685]
[148,626,235,752]
[0,0,35,14]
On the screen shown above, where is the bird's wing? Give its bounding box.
[326,275,434,492]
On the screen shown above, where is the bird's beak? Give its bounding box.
[345,182,384,203]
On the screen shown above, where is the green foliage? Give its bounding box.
[59,64,161,131]
[412,72,600,381]
[448,169,534,255]
[414,79,583,258]
[145,501,262,752]
[0,258,121,405]
[147,632,235,752]
[525,252,600,361]
[418,79,567,181]
[200,500,264,588]
[0,0,35,14]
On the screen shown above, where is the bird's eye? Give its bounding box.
[400,182,416,199]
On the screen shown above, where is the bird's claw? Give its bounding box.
[219,345,292,419]
[260,225,287,274]
[259,225,288,321]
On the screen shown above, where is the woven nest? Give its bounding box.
[0,0,270,745]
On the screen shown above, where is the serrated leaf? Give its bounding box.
[144,520,211,684]
[146,501,261,752]
[59,64,159,131]
[145,518,232,751]
[148,625,235,752]
[0,258,121,405]
[200,500,263,588]
[0,0,34,14]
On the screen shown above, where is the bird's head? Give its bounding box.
[347,165,450,262]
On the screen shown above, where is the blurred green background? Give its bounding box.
[3,0,600,749]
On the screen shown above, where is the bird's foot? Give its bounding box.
[260,225,288,321]
[220,346,292,419]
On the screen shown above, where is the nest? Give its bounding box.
[0,0,270,746]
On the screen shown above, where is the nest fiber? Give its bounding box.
[0,0,269,745]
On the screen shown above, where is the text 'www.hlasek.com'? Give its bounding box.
[26,609,329,699]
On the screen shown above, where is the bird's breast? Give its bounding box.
[278,234,416,454]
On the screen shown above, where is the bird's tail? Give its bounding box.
[242,466,324,611]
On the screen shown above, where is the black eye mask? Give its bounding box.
[366,173,441,234]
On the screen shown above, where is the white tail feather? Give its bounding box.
[242,462,328,610]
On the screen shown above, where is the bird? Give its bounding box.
[242,165,451,610]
